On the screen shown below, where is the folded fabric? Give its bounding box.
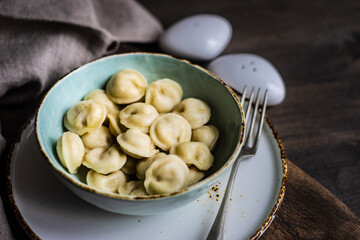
[0,0,163,104]
[0,198,12,240]
[0,1,162,239]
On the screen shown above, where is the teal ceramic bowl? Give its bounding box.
[35,52,244,215]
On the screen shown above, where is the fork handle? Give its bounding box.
[206,155,249,240]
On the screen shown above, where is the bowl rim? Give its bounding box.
[35,52,245,201]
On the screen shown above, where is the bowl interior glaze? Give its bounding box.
[36,53,244,201]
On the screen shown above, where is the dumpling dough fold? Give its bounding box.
[106,69,147,104]
[83,145,127,174]
[64,100,106,135]
[81,126,114,150]
[87,170,127,193]
[172,98,211,129]
[149,113,191,151]
[118,180,148,196]
[120,102,159,133]
[191,125,219,151]
[170,142,214,171]
[144,154,189,195]
[145,78,182,113]
[56,131,85,174]
[117,128,159,159]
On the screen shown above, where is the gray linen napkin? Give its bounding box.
[0,0,162,238]
[0,200,12,240]
[0,0,162,104]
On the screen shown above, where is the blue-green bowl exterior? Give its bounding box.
[36,53,244,215]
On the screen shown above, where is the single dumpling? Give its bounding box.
[84,89,119,115]
[106,69,147,104]
[145,78,183,113]
[136,152,167,180]
[120,156,138,175]
[172,98,211,129]
[187,166,205,186]
[170,142,214,171]
[191,125,219,151]
[56,131,85,174]
[87,170,127,193]
[64,100,106,135]
[117,128,158,159]
[83,145,127,174]
[118,180,148,196]
[149,113,192,151]
[107,112,122,136]
[81,126,114,150]
[144,154,189,195]
[120,102,159,133]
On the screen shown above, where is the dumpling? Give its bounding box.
[117,128,158,159]
[81,126,114,150]
[107,112,122,136]
[130,185,149,196]
[187,166,205,186]
[144,154,189,195]
[170,142,214,171]
[120,156,138,175]
[119,102,159,133]
[83,145,127,174]
[118,180,148,196]
[136,152,166,180]
[64,100,106,135]
[106,69,147,104]
[191,125,219,151]
[56,131,85,174]
[172,98,211,129]
[145,78,183,113]
[84,89,119,115]
[87,170,127,193]
[149,113,191,151]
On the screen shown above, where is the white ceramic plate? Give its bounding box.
[5,116,286,240]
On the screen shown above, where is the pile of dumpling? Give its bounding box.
[56,69,219,196]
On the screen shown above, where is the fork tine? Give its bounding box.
[244,87,255,128]
[252,89,268,150]
[246,88,261,145]
[240,86,248,107]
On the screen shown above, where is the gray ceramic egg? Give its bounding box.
[208,54,286,106]
[160,14,232,61]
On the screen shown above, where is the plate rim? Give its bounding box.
[4,115,287,240]
[4,114,40,240]
[250,117,287,239]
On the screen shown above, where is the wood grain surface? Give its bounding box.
[0,0,359,239]
[137,0,360,217]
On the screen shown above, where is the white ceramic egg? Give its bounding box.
[208,53,286,106]
[160,14,232,61]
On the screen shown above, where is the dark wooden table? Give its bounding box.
[137,0,360,216]
[1,0,359,239]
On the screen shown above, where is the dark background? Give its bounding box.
[136,0,360,217]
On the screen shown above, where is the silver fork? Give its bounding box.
[206,87,268,240]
